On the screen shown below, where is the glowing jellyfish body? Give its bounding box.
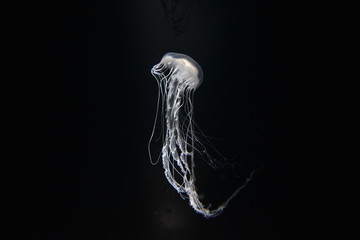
[149,52,254,218]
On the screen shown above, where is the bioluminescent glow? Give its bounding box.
[148,52,256,218]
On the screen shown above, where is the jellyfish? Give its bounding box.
[148,52,257,218]
[160,0,194,35]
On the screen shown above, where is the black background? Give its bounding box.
[15,0,327,239]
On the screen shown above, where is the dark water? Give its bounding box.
[16,0,326,239]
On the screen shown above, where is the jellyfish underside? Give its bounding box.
[149,52,256,218]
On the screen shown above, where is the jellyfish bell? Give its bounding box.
[152,52,203,90]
